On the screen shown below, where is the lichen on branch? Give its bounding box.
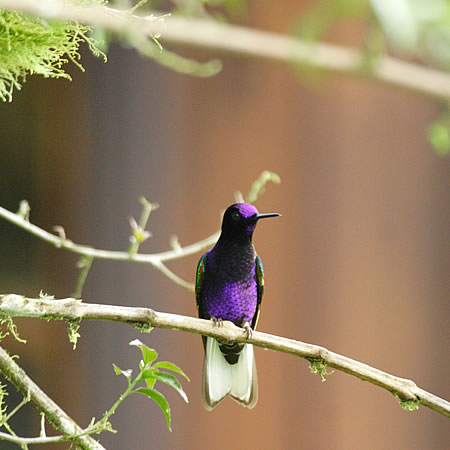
[0,7,105,102]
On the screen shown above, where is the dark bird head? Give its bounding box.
[220,203,280,241]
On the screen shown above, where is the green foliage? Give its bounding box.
[295,0,450,70]
[371,0,450,69]
[428,114,450,156]
[294,0,371,42]
[103,339,189,432]
[306,357,334,382]
[0,8,105,102]
[200,0,248,18]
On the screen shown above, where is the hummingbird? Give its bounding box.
[195,203,280,410]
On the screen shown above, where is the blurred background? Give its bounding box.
[0,0,449,449]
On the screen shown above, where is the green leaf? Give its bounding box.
[129,339,158,365]
[113,364,132,381]
[136,367,157,389]
[428,121,450,156]
[153,372,189,403]
[153,361,190,381]
[133,388,172,431]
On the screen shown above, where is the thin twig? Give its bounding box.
[0,203,218,281]
[0,431,73,446]
[0,170,278,290]
[0,342,105,450]
[154,260,195,291]
[0,0,448,99]
[127,197,158,256]
[0,294,448,418]
[73,255,94,298]
[1,389,30,425]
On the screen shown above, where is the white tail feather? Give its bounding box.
[230,343,254,401]
[202,337,258,410]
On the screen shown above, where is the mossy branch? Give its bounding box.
[0,342,105,449]
[0,0,448,100]
[0,7,106,102]
[0,294,448,418]
[0,0,220,101]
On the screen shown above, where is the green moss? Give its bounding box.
[393,391,420,411]
[0,383,7,423]
[130,321,153,333]
[306,356,334,382]
[0,8,105,102]
[67,320,81,350]
[0,315,26,344]
[38,290,54,300]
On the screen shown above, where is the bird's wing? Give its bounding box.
[195,253,208,349]
[195,253,208,317]
[252,255,265,330]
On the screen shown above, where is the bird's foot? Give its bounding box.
[242,321,253,339]
[210,316,224,327]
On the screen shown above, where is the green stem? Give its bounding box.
[0,345,105,449]
[97,374,141,430]
[127,197,158,257]
[1,390,30,425]
[73,255,94,299]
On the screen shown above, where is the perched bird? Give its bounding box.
[195,203,280,410]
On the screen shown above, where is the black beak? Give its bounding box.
[255,213,281,220]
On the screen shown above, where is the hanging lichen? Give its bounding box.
[0,8,105,102]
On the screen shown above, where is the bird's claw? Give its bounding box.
[242,321,253,339]
[210,316,224,327]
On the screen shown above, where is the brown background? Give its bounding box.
[0,1,449,449]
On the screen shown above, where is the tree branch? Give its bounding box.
[0,294,448,418]
[0,170,279,292]
[0,202,219,292]
[0,340,105,449]
[0,431,79,446]
[0,203,218,264]
[0,0,448,99]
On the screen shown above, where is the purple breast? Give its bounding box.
[203,268,258,326]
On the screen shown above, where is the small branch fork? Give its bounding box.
[0,201,215,292]
[0,294,449,418]
[0,171,279,295]
[0,0,448,99]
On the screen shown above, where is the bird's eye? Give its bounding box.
[231,211,241,221]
